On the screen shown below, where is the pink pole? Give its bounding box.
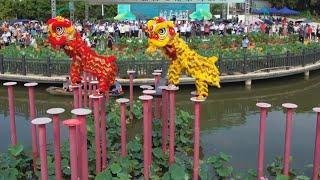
[312,107,320,180]
[143,90,156,166]
[71,85,80,109]
[256,102,271,180]
[159,86,168,153]
[4,82,18,145]
[191,97,205,180]
[282,103,298,176]
[78,84,82,108]
[127,70,135,119]
[117,98,130,157]
[139,95,153,180]
[47,108,65,180]
[32,117,52,180]
[24,82,39,172]
[167,86,179,164]
[100,96,107,170]
[71,108,92,180]
[88,75,93,109]
[90,94,102,173]
[83,73,88,107]
[63,119,81,180]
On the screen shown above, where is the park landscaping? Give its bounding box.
[1,33,320,61]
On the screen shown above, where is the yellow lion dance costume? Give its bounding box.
[146,17,220,99]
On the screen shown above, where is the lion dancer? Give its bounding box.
[47,16,117,94]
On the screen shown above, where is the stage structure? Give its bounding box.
[54,0,246,20]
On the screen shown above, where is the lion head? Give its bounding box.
[146,17,176,54]
[47,16,76,49]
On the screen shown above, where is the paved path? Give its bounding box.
[0,61,318,86]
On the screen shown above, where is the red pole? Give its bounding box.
[312,107,320,180]
[63,119,81,180]
[139,95,153,180]
[78,84,83,108]
[83,73,88,107]
[4,82,18,145]
[88,75,93,109]
[191,97,205,180]
[159,86,168,153]
[117,98,130,157]
[47,108,65,180]
[256,102,271,180]
[99,96,107,170]
[282,103,298,176]
[153,71,163,120]
[24,82,39,172]
[90,94,102,173]
[71,108,92,180]
[32,117,52,180]
[167,86,179,164]
[71,85,80,109]
[143,90,156,166]
[127,70,135,119]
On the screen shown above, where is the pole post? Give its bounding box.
[139,95,153,180]
[63,119,82,180]
[0,54,4,74]
[4,82,18,145]
[282,103,298,176]
[24,82,39,172]
[90,94,103,173]
[191,97,205,180]
[256,102,271,180]
[116,98,130,157]
[159,86,168,153]
[153,71,162,119]
[47,108,65,180]
[99,95,108,170]
[312,107,320,180]
[127,70,135,119]
[71,108,92,180]
[167,85,179,164]
[31,117,52,180]
[70,85,80,109]
[83,73,88,107]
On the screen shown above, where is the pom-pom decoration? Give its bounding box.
[47,16,117,94]
[146,17,220,99]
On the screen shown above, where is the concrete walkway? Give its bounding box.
[0,61,318,86]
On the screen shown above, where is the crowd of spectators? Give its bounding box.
[1,16,320,50]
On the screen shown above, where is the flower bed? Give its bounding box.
[0,33,319,61]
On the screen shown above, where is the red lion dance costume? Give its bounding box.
[47,16,117,94]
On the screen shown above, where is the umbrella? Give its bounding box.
[114,12,136,21]
[251,8,261,14]
[278,7,300,16]
[269,7,279,15]
[189,9,212,20]
[260,7,270,15]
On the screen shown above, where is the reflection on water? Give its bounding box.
[1,71,320,174]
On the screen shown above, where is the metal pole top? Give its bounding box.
[167,85,179,91]
[116,98,130,104]
[139,95,153,101]
[24,82,38,87]
[69,85,81,89]
[190,97,206,102]
[63,119,81,127]
[158,86,168,90]
[140,85,154,90]
[31,117,52,125]
[256,102,272,108]
[89,81,99,85]
[152,72,161,76]
[127,70,136,74]
[47,108,65,115]
[143,90,156,95]
[282,103,298,109]
[71,108,92,116]
[154,70,162,73]
[190,91,197,96]
[3,82,17,86]
[313,107,320,113]
[89,94,103,99]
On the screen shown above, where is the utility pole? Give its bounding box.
[85,3,89,20]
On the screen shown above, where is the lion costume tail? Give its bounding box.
[205,56,221,88]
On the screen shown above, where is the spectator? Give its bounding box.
[242,35,249,49]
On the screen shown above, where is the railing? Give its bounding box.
[1,47,320,78]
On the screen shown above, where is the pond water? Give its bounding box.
[0,71,320,175]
